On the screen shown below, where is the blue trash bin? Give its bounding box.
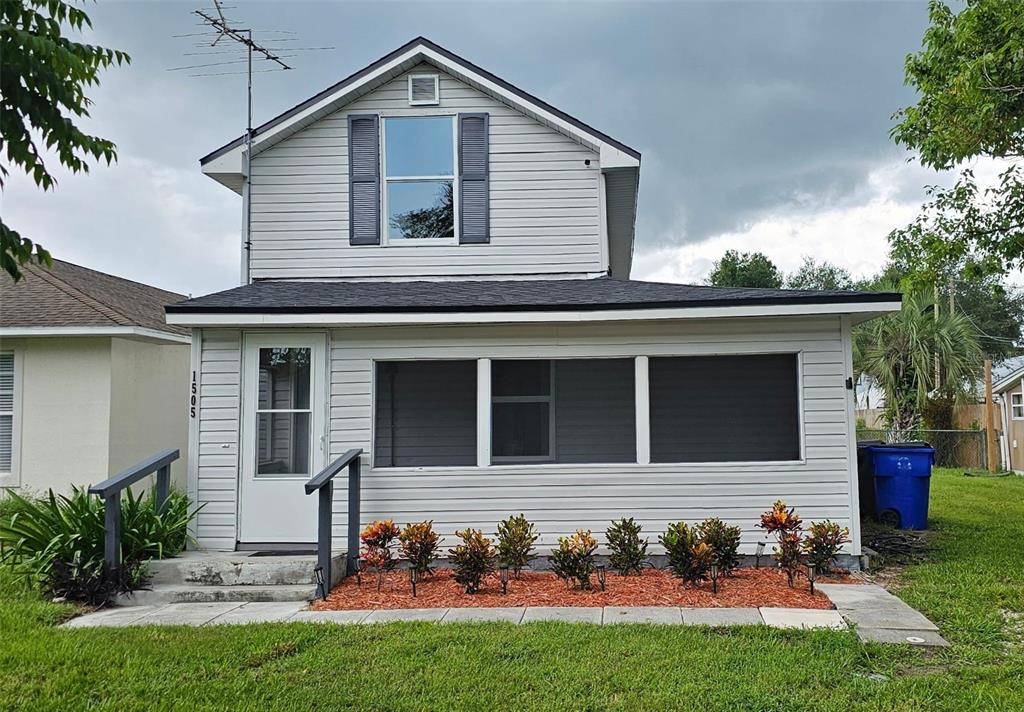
[869,444,935,529]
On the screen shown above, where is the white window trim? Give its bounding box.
[1011,390,1023,420]
[379,114,459,246]
[491,361,556,464]
[0,349,22,488]
[407,73,440,106]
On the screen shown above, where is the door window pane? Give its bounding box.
[492,402,550,458]
[384,116,454,176]
[258,348,310,409]
[257,412,310,475]
[387,181,454,240]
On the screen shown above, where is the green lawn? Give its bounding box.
[1,469,1022,711]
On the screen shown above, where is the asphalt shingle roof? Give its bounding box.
[165,278,900,315]
[1,260,188,336]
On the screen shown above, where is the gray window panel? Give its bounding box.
[374,360,477,467]
[554,359,636,464]
[491,358,635,465]
[650,354,800,463]
[493,401,550,459]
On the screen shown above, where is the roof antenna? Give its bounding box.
[174,1,332,284]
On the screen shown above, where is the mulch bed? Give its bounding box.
[312,567,853,611]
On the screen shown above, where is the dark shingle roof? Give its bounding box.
[1,260,188,336]
[166,278,900,315]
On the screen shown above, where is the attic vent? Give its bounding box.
[408,74,440,106]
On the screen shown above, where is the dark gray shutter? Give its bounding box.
[458,112,489,244]
[348,114,380,245]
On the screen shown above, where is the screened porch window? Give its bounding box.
[374,360,477,467]
[492,360,553,462]
[649,354,800,463]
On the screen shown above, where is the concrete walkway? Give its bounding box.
[60,585,948,646]
[63,602,846,630]
[818,583,949,647]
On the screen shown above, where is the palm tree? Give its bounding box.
[854,288,983,441]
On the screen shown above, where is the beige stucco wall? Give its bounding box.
[108,337,189,489]
[1,337,112,493]
[0,336,190,494]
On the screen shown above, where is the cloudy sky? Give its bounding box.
[3,0,980,296]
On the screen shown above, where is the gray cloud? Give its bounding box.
[2,1,934,295]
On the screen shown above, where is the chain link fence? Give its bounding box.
[857,428,989,469]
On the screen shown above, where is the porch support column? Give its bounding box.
[477,358,491,467]
[635,356,651,465]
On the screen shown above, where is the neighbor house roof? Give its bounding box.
[0,260,190,341]
[165,277,901,326]
[993,355,1024,393]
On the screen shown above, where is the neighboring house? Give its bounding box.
[994,357,1024,472]
[166,38,901,557]
[0,260,190,492]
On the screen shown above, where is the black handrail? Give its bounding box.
[305,448,362,599]
[88,448,180,580]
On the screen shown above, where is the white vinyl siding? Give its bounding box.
[247,63,603,279]
[322,316,857,554]
[193,330,242,550]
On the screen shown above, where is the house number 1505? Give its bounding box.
[190,370,197,418]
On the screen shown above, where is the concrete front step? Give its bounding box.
[115,583,320,606]
[147,552,345,587]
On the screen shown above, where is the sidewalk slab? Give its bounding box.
[841,606,939,631]
[681,607,763,627]
[289,609,371,624]
[760,607,846,630]
[363,608,448,624]
[817,584,906,610]
[207,602,306,625]
[442,607,525,624]
[522,607,603,624]
[61,605,170,629]
[604,607,682,624]
[856,627,950,647]
[128,602,243,626]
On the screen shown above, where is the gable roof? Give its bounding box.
[166,277,901,327]
[994,355,1024,393]
[0,260,189,340]
[200,37,641,192]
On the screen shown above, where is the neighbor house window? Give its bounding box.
[491,359,636,464]
[382,116,456,242]
[649,354,800,463]
[0,352,14,475]
[374,360,476,467]
[1012,392,1023,420]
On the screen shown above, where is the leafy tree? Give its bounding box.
[946,274,1024,360]
[389,183,454,239]
[890,0,1024,280]
[785,257,853,290]
[0,0,129,281]
[854,288,983,440]
[707,250,783,288]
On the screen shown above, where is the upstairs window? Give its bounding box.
[382,116,456,242]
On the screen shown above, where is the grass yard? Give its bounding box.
[1,468,1022,711]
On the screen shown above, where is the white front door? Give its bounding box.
[239,333,327,545]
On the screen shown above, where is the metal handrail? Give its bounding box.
[304,448,362,599]
[88,448,180,579]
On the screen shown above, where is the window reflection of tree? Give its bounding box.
[389,182,454,239]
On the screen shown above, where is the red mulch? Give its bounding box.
[312,567,853,611]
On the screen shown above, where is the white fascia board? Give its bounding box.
[201,43,637,181]
[0,326,191,345]
[166,300,902,327]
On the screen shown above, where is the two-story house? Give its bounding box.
[167,38,900,562]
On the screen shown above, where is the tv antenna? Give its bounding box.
[173,1,332,283]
